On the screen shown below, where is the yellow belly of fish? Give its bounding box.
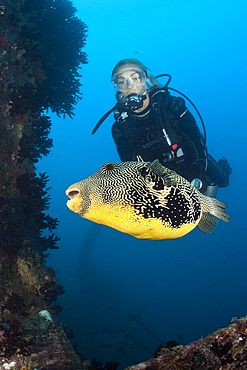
[83,201,197,240]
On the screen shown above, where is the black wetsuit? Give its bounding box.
[112,87,211,190]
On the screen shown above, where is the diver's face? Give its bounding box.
[117,69,143,95]
[111,67,150,112]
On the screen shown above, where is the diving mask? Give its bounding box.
[111,68,151,92]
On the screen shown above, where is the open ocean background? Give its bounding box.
[38,0,247,368]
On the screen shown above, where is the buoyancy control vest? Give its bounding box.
[113,88,208,182]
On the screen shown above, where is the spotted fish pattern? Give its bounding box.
[66,160,230,240]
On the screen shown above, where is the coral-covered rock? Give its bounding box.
[0,312,82,369]
[124,317,247,370]
[0,0,87,368]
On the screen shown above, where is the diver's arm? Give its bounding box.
[179,109,207,163]
[166,96,207,183]
[169,96,207,161]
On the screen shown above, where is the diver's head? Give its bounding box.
[111,59,160,112]
[111,59,160,91]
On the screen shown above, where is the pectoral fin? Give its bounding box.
[197,213,219,233]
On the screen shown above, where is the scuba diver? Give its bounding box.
[92,58,231,197]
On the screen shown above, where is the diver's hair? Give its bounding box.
[111,58,161,88]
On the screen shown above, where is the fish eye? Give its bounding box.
[104,163,115,171]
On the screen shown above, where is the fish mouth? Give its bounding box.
[66,188,80,200]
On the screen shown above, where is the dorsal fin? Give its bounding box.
[149,159,177,187]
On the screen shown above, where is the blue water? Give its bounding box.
[38,0,247,367]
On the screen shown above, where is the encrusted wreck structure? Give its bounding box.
[0,0,87,368]
[126,317,247,369]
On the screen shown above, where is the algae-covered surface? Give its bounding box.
[0,0,87,368]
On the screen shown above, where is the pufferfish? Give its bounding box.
[65,160,230,240]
